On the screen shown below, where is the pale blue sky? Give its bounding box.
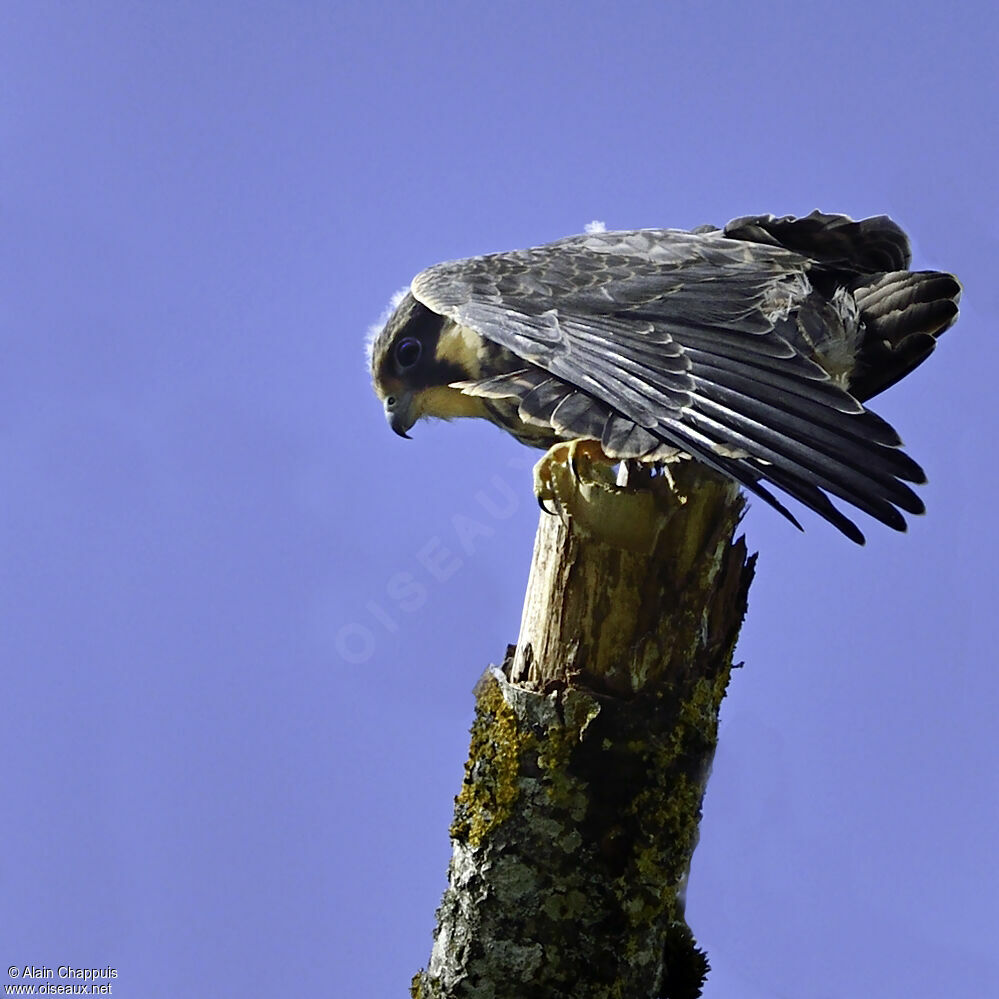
[2,2,996,996]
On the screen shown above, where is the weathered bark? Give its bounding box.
[412,461,756,999]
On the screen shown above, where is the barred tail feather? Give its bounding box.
[850,270,962,400]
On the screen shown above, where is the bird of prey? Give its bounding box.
[368,211,960,543]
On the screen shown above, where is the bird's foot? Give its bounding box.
[532,442,682,553]
[533,439,618,515]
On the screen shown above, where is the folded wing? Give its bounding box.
[412,223,942,543]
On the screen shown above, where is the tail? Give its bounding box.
[849,269,962,401]
[722,210,962,402]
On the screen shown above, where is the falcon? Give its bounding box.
[368,211,960,543]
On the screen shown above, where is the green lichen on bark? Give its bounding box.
[450,675,535,848]
[415,659,740,998]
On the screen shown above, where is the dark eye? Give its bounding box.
[395,337,422,370]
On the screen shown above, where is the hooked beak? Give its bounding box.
[385,390,416,439]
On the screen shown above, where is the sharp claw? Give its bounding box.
[537,495,556,515]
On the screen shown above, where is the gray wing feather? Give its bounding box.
[412,227,922,542]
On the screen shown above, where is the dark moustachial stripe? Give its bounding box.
[376,293,469,390]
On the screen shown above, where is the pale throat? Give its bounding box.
[415,385,490,422]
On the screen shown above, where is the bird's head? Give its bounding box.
[368,290,488,438]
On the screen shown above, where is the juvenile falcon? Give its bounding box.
[368,211,960,543]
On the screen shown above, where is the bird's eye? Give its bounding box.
[395,337,422,370]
